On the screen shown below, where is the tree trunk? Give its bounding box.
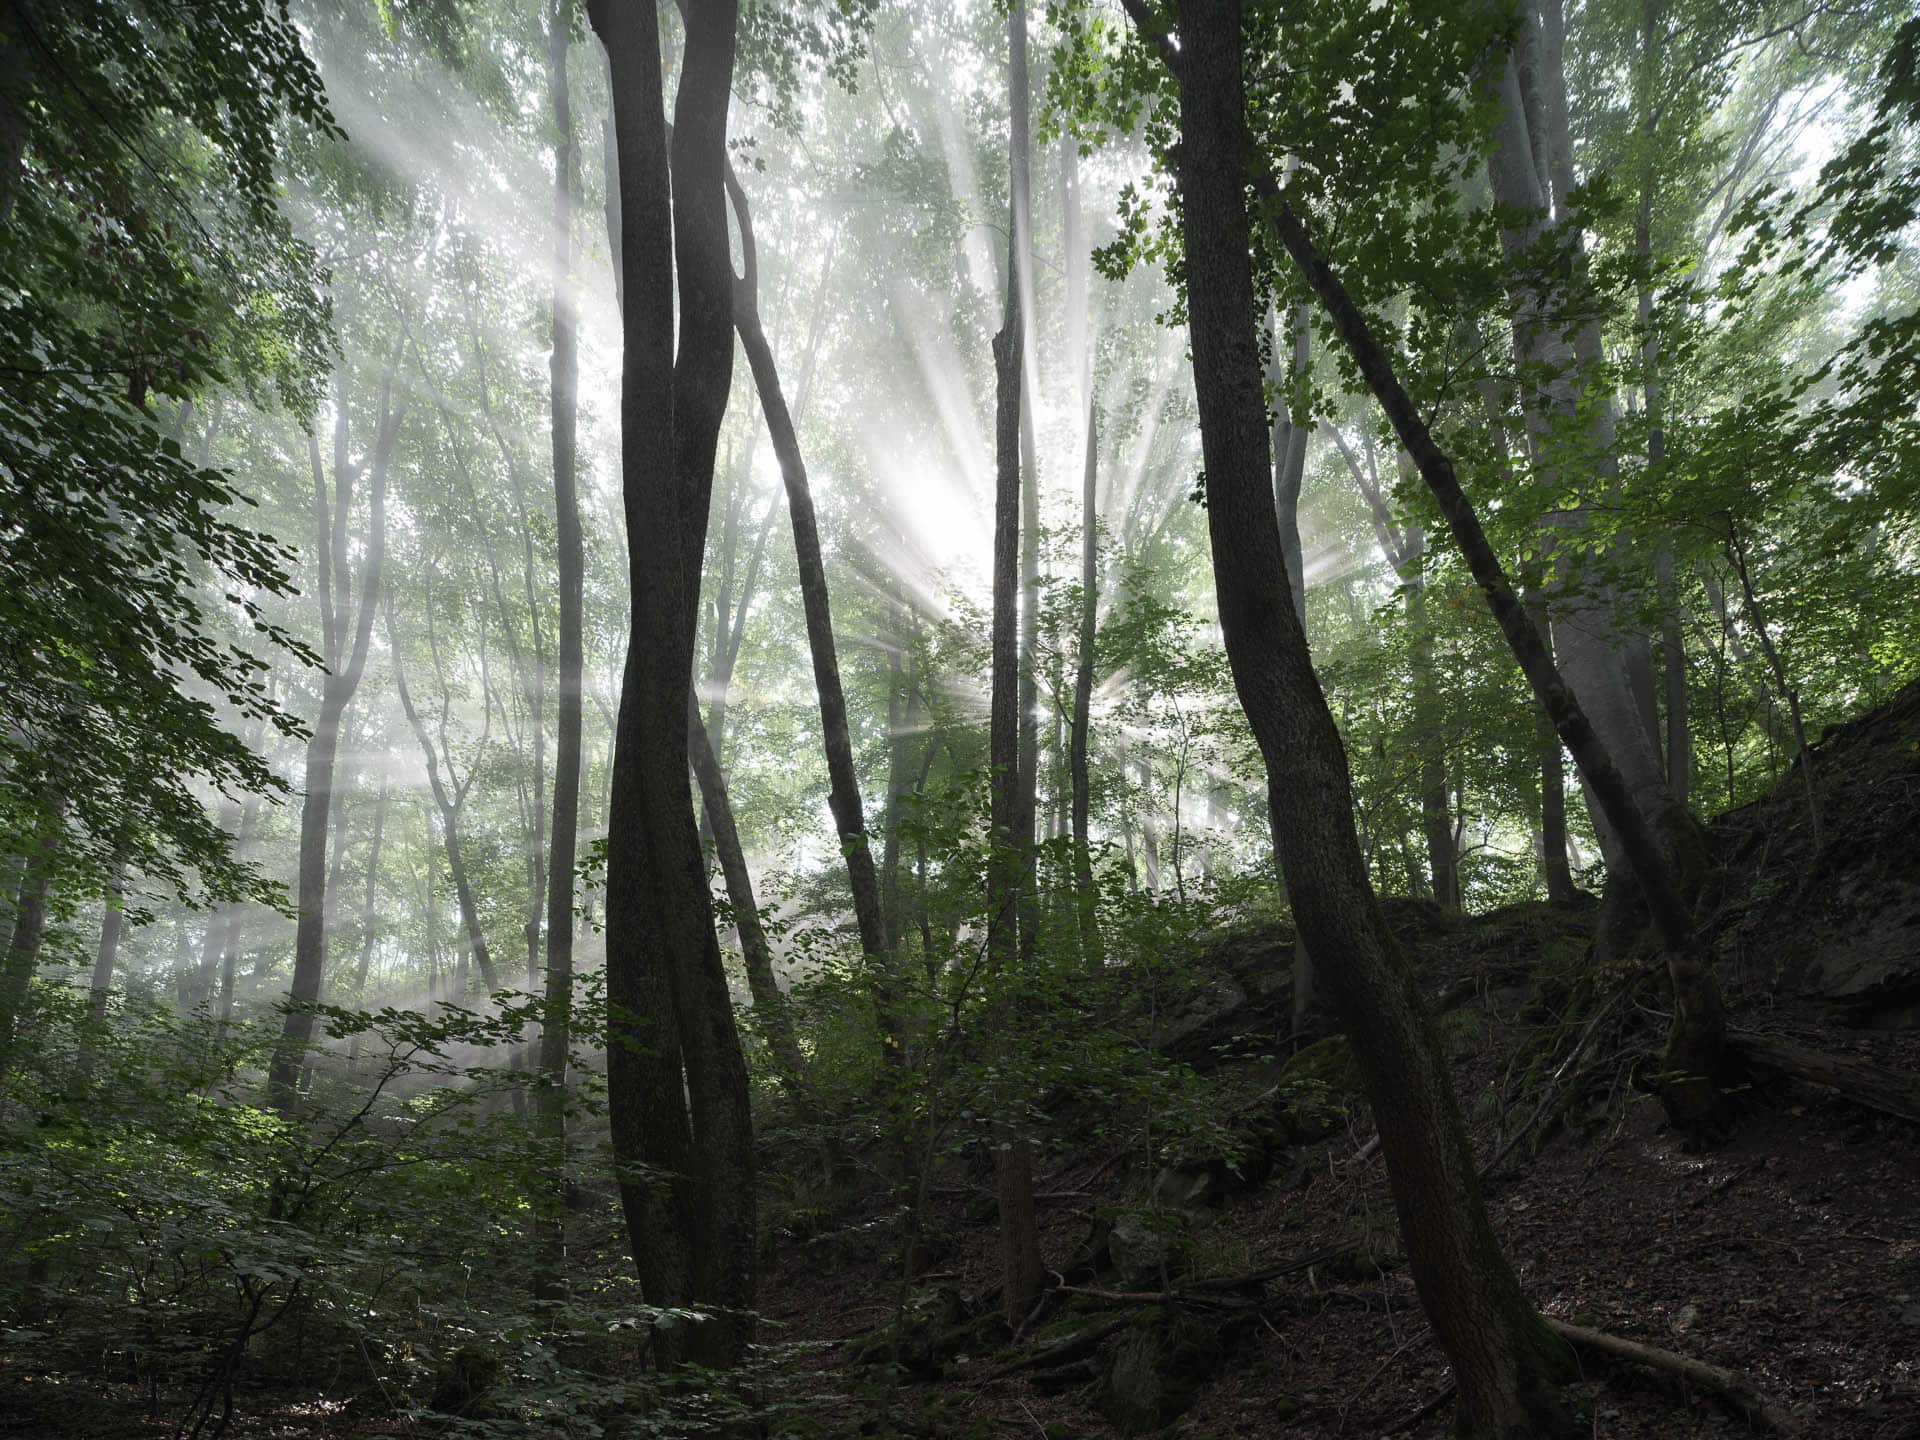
[1070,399,1102,964]
[387,604,500,994]
[1134,3,1581,1432]
[1534,606,1580,903]
[537,0,583,1308]
[1267,304,1311,620]
[268,373,403,1111]
[1211,27,1726,1135]
[688,706,808,1093]
[87,860,126,1032]
[591,0,755,1369]
[0,821,55,1089]
[723,169,898,1063]
[987,0,1046,1332]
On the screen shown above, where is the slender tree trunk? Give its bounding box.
[87,860,126,1032]
[1070,400,1102,963]
[350,775,388,1001]
[723,170,898,1063]
[591,0,755,1368]
[537,0,584,1308]
[1533,604,1580,903]
[0,820,56,1089]
[269,374,403,1111]
[1131,5,1582,1433]
[688,706,808,1092]
[388,608,501,995]
[1188,12,1726,1133]
[986,0,1047,1330]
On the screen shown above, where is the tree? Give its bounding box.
[537,0,584,1304]
[267,366,405,1110]
[1120,0,1580,1430]
[589,0,756,1368]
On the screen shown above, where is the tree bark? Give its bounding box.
[268,372,403,1111]
[87,859,126,1033]
[688,704,808,1093]
[986,0,1047,1332]
[537,0,583,1308]
[1194,24,1727,1135]
[1131,3,1582,1432]
[723,167,899,1064]
[591,0,755,1369]
[0,824,55,1087]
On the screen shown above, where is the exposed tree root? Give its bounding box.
[1546,1318,1804,1435]
[1731,1030,1920,1124]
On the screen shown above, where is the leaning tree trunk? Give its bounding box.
[723,168,900,1067]
[537,0,583,1307]
[1186,8,1727,1137]
[590,0,755,1370]
[984,0,1047,1330]
[1134,2,1583,1433]
[688,707,809,1093]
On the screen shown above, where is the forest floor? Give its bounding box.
[6,687,1918,1438]
[752,681,1920,1439]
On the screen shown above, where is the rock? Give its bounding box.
[1109,1210,1189,1289]
[1100,1308,1231,1435]
[1899,1301,1920,1329]
[1151,1164,1225,1211]
[1154,924,1299,1061]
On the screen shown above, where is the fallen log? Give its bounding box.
[1547,1319,1803,1436]
[980,1315,1132,1379]
[1731,1030,1920,1124]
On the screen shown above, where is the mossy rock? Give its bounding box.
[1280,1034,1361,1094]
[1100,1307,1231,1435]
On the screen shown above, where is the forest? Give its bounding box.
[2,0,1918,1435]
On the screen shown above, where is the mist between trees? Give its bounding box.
[1,0,1917,1436]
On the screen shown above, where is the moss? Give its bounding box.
[1279,1033,1361,1093]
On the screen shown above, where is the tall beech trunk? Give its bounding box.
[1329,427,1454,911]
[1489,30,1678,890]
[88,862,126,1028]
[1070,398,1102,963]
[590,0,755,1369]
[268,371,404,1110]
[1267,304,1311,613]
[537,0,583,1306]
[1128,3,1583,1434]
[350,775,387,997]
[1633,0,1692,807]
[722,168,899,1063]
[1128,0,1726,1137]
[985,0,1046,1331]
[1063,135,1101,962]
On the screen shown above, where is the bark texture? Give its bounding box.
[590,0,755,1368]
[537,0,582,1306]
